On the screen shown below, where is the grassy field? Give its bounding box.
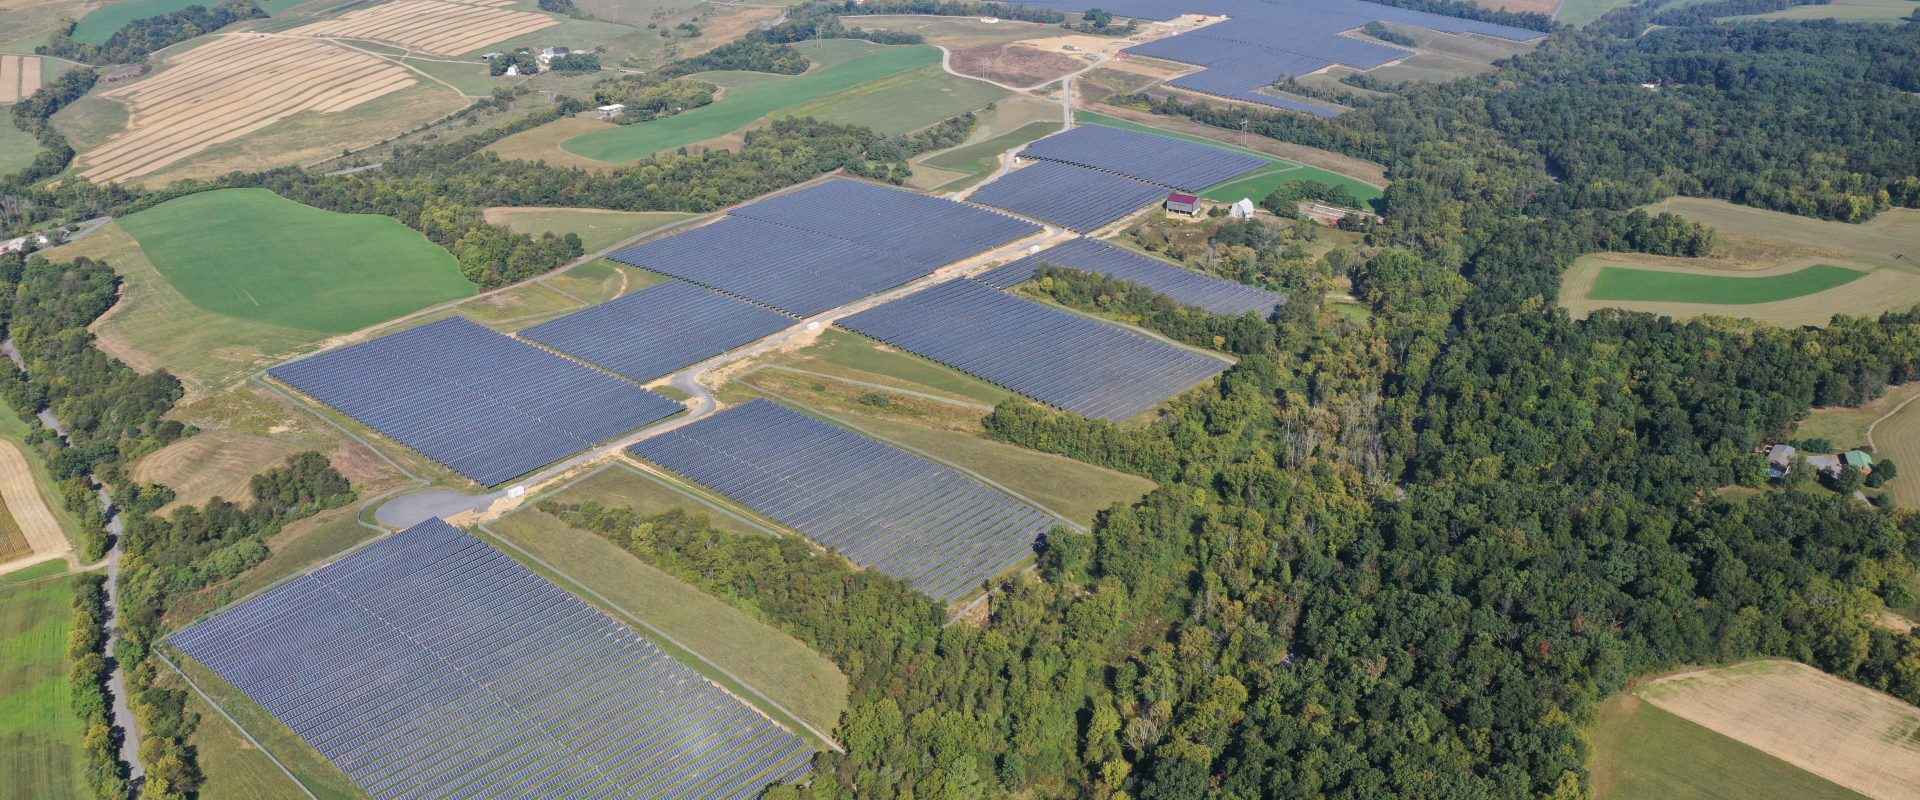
[1868,388,1920,508]
[1732,0,1916,21]
[130,429,307,511]
[920,120,1056,190]
[1630,661,1920,799]
[562,41,939,162]
[0,398,83,555]
[1563,200,1920,326]
[0,115,41,175]
[482,483,849,743]
[1794,382,1920,449]
[776,63,1006,136]
[1556,0,1637,24]
[1587,264,1867,304]
[1588,693,1865,800]
[0,574,86,800]
[1073,110,1384,206]
[118,188,474,334]
[482,207,694,253]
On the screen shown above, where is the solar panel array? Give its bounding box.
[1020,0,1545,115]
[838,280,1231,421]
[967,161,1170,232]
[608,179,1039,316]
[1018,125,1268,191]
[271,318,680,486]
[630,400,1051,602]
[520,281,795,383]
[977,238,1287,316]
[172,517,812,800]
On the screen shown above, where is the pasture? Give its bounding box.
[561,41,940,162]
[1868,389,1920,508]
[0,119,39,181]
[284,0,558,56]
[1634,660,1920,799]
[1588,693,1864,800]
[0,54,42,102]
[0,574,86,800]
[482,207,694,253]
[1732,0,1916,21]
[118,188,473,333]
[1556,0,1637,24]
[1586,264,1867,304]
[71,34,440,185]
[776,63,1007,136]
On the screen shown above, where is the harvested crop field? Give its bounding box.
[1637,660,1920,800]
[76,34,417,185]
[950,43,1083,88]
[0,55,43,103]
[0,440,68,567]
[286,0,559,56]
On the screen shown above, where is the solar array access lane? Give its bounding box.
[172,517,813,800]
[270,317,680,486]
[630,399,1053,603]
[976,238,1287,316]
[1018,125,1269,191]
[520,280,796,383]
[838,279,1231,422]
[728,178,1041,268]
[967,161,1171,232]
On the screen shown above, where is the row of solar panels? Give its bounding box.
[969,160,1171,232]
[630,400,1054,602]
[966,125,1271,232]
[976,238,1287,317]
[839,279,1232,422]
[173,518,812,800]
[610,178,1041,316]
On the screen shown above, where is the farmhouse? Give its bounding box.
[1767,444,1796,478]
[1165,192,1202,216]
[539,46,571,64]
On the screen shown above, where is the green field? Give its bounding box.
[562,42,940,162]
[776,63,1006,136]
[1587,264,1867,304]
[921,120,1057,189]
[1731,0,1917,21]
[1558,0,1637,25]
[1588,694,1865,800]
[1073,111,1385,206]
[483,207,694,253]
[71,0,308,44]
[0,574,86,800]
[117,189,475,334]
[0,117,43,176]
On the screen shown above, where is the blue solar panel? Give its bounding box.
[838,280,1231,422]
[172,517,813,800]
[520,281,795,383]
[968,161,1170,232]
[630,400,1052,602]
[1018,125,1269,191]
[977,238,1287,316]
[270,318,680,486]
[729,178,1041,268]
[608,216,928,317]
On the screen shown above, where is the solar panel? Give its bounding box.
[728,178,1041,268]
[1018,125,1270,191]
[977,238,1287,316]
[630,399,1052,603]
[838,280,1231,422]
[608,217,928,317]
[967,161,1170,232]
[519,281,795,383]
[270,318,680,486]
[172,517,813,800]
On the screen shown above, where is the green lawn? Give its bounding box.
[562,44,941,162]
[1587,264,1868,305]
[776,63,1006,136]
[0,575,86,800]
[117,188,475,334]
[1588,694,1865,800]
[1073,110,1384,205]
[0,117,44,177]
[71,0,308,44]
[921,120,1058,189]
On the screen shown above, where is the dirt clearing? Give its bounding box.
[950,43,1083,88]
[77,34,417,185]
[286,0,559,56]
[0,55,43,103]
[1637,660,1920,800]
[0,440,68,567]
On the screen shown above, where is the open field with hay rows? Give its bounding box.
[1588,692,1865,800]
[285,0,558,56]
[73,34,423,184]
[1868,391,1920,508]
[0,440,71,568]
[0,54,42,102]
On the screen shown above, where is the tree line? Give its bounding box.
[38,1,266,66]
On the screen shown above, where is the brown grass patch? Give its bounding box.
[77,34,417,184]
[0,54,43,103]
[131,429,306,510]
[1638,661,1920,800]
[0,440,68,561]
[483,114,622,169]
[286,0,558,56]
[950,43,1082,88]
[1468,0,1562,16]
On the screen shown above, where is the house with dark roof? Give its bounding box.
[1767,444,1796,479]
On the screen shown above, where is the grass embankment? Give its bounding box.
[1587,264,1867,304]
[0,574,86,800]
[1072,110,1384,207]
[1588,693,1865,800]
[562,41,940,162]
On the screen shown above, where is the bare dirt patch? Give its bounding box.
[286,0,559,56]
[950,43,1083,88]
[1638,660,1920,800]
[77,34,418,184]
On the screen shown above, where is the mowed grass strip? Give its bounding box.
[1588,264,1867,304]
[561,44,941,162]
[1588,693,1865,800]
[117,188,474,333]
[0,575,86,800]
